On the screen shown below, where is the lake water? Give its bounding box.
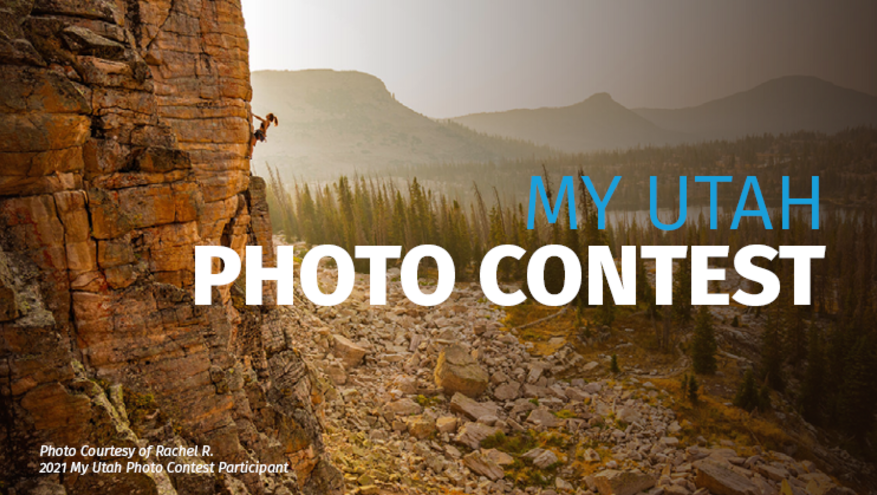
[605,205,820,230]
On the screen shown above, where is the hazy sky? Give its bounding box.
[241,0,877,119]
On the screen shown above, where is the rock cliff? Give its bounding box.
[0,1,342,493]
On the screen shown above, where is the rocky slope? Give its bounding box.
[0,1,340,494]
[278,243,869,495]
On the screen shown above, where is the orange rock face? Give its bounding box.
[0,1,341,494]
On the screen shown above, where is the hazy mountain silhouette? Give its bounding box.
[451,93,688,153]
[451,76,877,150]
[251,71,877,175]
[634,76,877,139]
[250,70,552,176]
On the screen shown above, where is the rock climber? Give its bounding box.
[246,112,279,158]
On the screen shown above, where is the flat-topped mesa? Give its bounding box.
[0,1,340,493]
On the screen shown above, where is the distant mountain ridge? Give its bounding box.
[250,70,552,177]
[450,92,688,153]
[451,75,877,152]
[634,76,877,139]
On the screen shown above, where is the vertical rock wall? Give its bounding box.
[0,1,340,493]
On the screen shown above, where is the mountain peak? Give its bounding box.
[586,92,614,101]
[452,90,683,153]
[573,92,617,107]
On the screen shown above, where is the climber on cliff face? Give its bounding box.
[246,112,279,158]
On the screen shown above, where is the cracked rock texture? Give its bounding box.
[0,1,342,494]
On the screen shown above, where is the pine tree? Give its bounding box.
[734,369,762,412]
[691,306,718,374]
[334,176,357,252]
[610,354,620,374]
[488,205,506,247]
[799,323,825,425]
[673,257,692,324]
[445,200,472,279]
[680,374,689,399]
[636,254,657,320]
[782,291,807,367]
[574,303,585,330]
[760,305,785,391]
[636,253,651,308]
[296,183,318,242]
[838,337,876,437]
[687,375,700,404]
[389,190,408,249]
[758,383,772,412]
[661,306,673,353]
[597,283,616,328]
[826,323,851,410]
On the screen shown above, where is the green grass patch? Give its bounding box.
[481,431,538,455]
[413,394,441,408]
[553,409,577,419]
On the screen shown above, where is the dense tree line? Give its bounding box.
[371,127,877,211]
